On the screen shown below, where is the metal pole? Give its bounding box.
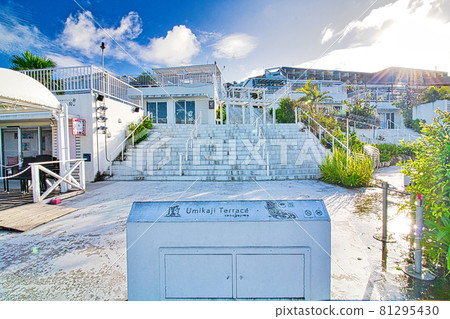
[382,181,388,242]
[295,107,298,124]
[415,195,424,274]
[346,116,349,164]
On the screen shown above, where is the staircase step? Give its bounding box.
[111,124,327,181]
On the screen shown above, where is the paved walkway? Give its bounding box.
[0,167,432,300]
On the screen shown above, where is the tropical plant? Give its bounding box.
[320,148,374,188]
[128,116,153,145]
[275,97,296,123]
[346,99,376,120]
[9,50,56,70]
[401,109,450,272]
[134,72,156,85]
[296,79,332,111]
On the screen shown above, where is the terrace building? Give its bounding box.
[0,66,143,182]
[125,64,223,125]
[243,66,449,129]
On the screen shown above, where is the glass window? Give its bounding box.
[147,101,167,124]
[157,102,167,124]
[176,101,186,124]
[186,101,195,124]
[147,102,157,123]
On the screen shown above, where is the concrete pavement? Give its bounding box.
[0,167,413,300]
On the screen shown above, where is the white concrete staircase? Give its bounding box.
[110,124,327,181]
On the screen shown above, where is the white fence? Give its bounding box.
[21,66,143,108]
[30,159,86,203]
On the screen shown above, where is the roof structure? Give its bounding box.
[0,68,60,112]
[153,64,221,75]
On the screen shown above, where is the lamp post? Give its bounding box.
[100,42,106,70]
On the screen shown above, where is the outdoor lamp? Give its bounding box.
[97,94,105,102]
[132,107,140,113]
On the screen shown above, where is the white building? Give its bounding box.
[0,66,143,182]
[137,64,223,125]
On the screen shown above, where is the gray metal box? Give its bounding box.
[126,200,331,300]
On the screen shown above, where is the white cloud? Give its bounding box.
[136,25,200,66]
[0,11,47,54]
[60,11,142,59]
[241,67,265,82]
[60,12,199,67]
[321,27,335,44]
[46,53,83,67]
[213,34,258,59]
[302,0,450,73]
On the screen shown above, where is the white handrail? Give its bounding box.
[297,107,351,154]
[184,111,202,161]
[107,115,150,160]
[21,65,143,108]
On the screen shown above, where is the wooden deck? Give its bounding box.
[0,203,77,232]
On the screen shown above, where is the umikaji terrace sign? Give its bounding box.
[127,200,331,301]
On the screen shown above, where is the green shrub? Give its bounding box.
[374,143,414,162]
[411,118,425,133]
[276,97,296,123]
[128,116,153,145]
[401,109,450,272]
[320,148,374,188]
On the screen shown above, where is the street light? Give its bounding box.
[100,42,106,71]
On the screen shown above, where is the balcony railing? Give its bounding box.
[153,72,220,87]
[21,66,143,107]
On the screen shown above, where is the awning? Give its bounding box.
[0,68,60,112]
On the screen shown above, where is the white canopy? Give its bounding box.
[0,68,60,111]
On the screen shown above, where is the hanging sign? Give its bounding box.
[72,118,86,136]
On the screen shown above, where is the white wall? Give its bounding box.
[58,93,142,181]
[413,100,449,124]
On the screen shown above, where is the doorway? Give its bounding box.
[147,102,168,124]
[175,101,195,124]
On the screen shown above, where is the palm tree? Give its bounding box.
[9,51,56,70]
[296,79,332,112]
[9,51,61,90]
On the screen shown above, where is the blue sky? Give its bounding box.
[0,0,449,82]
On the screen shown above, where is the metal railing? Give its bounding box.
[296,107,350,154]
[30,159,86,203]
[184,112,202,162]
[153,72,221,87]
[21,66,143,108]
[106,115,151,175]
